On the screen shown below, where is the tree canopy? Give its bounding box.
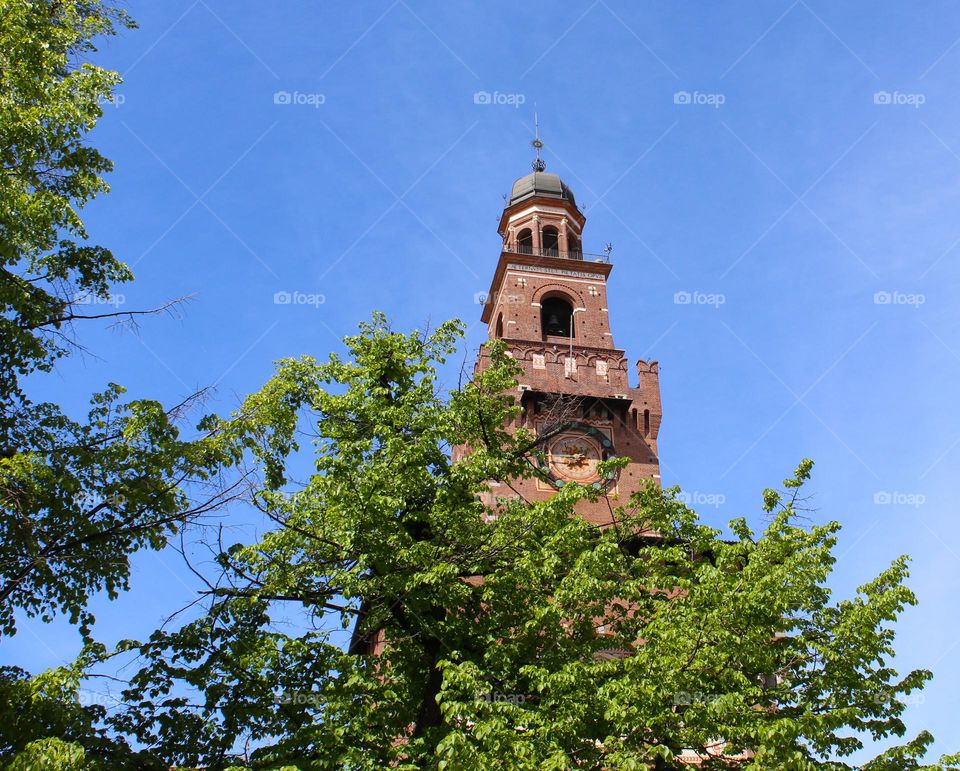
[94,317,956,770]
[0,0,246,641]
[0,2,955,769]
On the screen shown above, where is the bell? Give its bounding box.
[546,313,563,334]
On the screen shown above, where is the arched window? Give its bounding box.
[494,312,503,338]
[542,226,559,257]
[516,228,533,254]
[541,295,574,338]
[643,409,651,436]
[567,233,582,260]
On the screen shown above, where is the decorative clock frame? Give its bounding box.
[535,420,619,490]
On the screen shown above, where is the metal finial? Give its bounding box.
[531,110,545,172]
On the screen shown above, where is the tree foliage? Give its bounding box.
[0,0,245,640]
[93,316,955,770]
[0,643,163,768]
[0,0,133,393]
[0,4,954,768]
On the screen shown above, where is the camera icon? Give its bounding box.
[473,91,492,105]
[273,90,292,105]
[673,91,691,105]
[674,290,692,305]
[873,291,892,305]
[873,491,891,505]
[473,291,490,305]
[274,291,292,305]
[873,91,892,105]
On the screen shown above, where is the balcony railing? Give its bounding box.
[505,244,610,263]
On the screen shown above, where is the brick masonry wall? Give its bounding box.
[467,247,664,526]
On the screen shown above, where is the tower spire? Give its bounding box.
[531,111,546,172]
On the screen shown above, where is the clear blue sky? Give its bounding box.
[8,0,960,760]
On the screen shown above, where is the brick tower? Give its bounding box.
[471,155,663,525]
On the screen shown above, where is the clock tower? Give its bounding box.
[472,156,663,526]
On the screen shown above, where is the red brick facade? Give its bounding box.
[469,170,663,526]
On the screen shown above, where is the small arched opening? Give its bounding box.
[567,233,582,259]
[541,295,574,339]
[494,312,504,339]
[542,226,560,257]
[516,228,533,254]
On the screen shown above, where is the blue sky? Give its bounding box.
[8,0,960,760]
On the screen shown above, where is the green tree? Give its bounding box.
[104,316,957,770]
[0,0,245,640]
[0,644,162,768]
[1,5,952,768]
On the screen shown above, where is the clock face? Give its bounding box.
[537,421,618,489]
[549,436,602,482]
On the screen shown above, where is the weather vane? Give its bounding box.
[531,110,545,172]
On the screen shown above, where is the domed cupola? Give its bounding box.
[508,171,578,209]
[497,124,587,261]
